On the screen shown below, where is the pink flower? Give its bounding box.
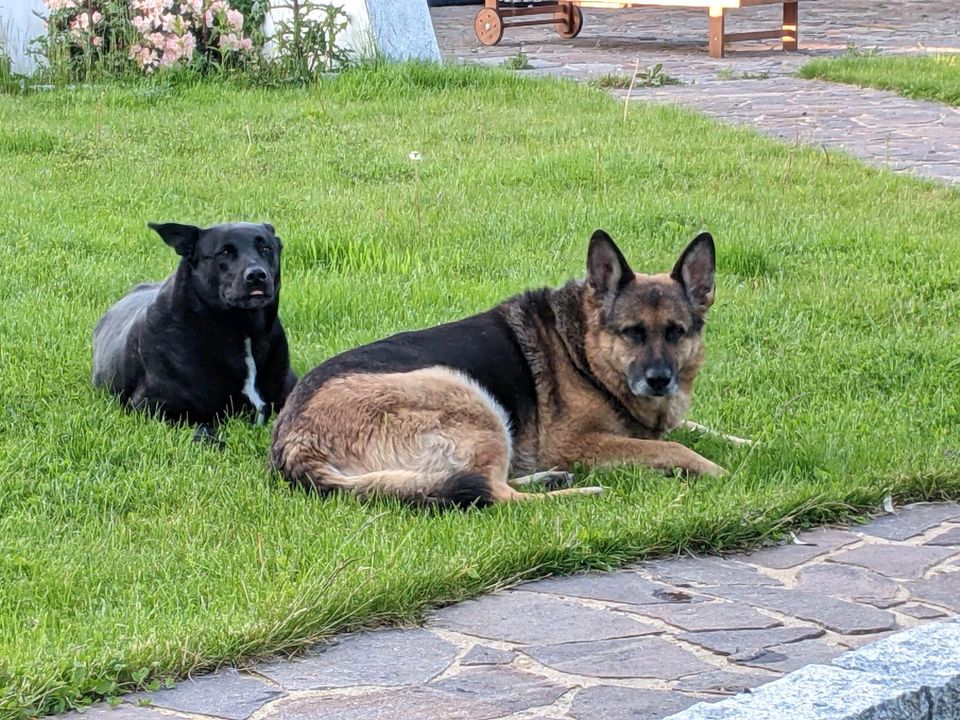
[180,32,196,56]
[218,32,240,51]
[130,43,159,70]
[92,36,103,47]
[131,15,154,33]
[91,10,102,24]
[240,37,252,52]
[226,8,243,32]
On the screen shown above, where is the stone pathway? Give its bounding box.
[431,1,960,184]
[75,503,960,720]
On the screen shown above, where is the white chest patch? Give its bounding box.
[242,337,266,425]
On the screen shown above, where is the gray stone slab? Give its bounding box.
[836,630,899,650]
[673,670,773,695]
[129,669,282,720]
[258,667,567,720]
[743,529,859,570]
[857,503,960,541]
[795,563,901,608]
[926,526,960,546]
[663,663,931,720]
[829,543,957,580]
[732,638,844,673]
[904,571,960,612]
[569,685,701,720]
[255,628,456,690]
[624,601,781,632]
[700,585,898,635]
[428,590,658,645]
[460,645,517,667]
[62,705,181,720]
[641,558,781,588]
[899,603,949,620]
[678,626,823,656]
[430,666,569,710]
[523,636,712,680]
[517,570,707,606]
[834,622,960,719]
[834,621,960,679]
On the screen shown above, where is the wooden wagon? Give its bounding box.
[473,0,799,58]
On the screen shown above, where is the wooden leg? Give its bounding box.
[708,6,725,58]
[782,1,798,51]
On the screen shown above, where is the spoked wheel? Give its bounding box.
[555,5,583,39]
[475,8,505,46]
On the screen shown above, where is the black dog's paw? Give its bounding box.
[193,424,225,449]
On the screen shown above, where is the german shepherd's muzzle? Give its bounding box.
[271,230,723,507]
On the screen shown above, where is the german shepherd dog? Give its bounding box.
[270,230,723,507]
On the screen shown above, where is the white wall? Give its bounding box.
[264,0,440,64]
[0,0,47,74]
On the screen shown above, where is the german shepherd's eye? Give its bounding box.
[621,324,646,343]
[216,245,236,258]
[664,323,685,343]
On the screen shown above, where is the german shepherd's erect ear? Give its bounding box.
[587,229,634,304]
[671,232,716,314]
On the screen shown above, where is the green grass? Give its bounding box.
[800,53,960,106]
[2,63,960,719]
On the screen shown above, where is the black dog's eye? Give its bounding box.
[622,324,646,343]
[664,323,685,343]
[217,245,236,258]
[258,244,273,258]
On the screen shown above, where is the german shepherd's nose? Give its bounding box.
[644,367,675,395]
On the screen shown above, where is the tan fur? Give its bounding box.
[273,366,603,504]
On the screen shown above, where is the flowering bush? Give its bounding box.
[39,0,128,74]
[128,0,253,72]
[38,0,255,76]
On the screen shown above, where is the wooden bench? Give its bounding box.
[474,0,799,58]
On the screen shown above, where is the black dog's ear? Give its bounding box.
[672,232,716,313]
[587,229,634,300]
[262,223,281,249]
[149,222,201,257]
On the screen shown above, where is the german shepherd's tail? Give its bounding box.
[271,446,497,509]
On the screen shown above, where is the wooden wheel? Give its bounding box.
[555,5,583,39]
[474,8,505,46]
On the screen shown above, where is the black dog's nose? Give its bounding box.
[244,266,268,285]
[644,369,673,394]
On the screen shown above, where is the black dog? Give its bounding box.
[93,221,297,440]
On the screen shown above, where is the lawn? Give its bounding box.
[1,64,960,719]
[799,52,960,106]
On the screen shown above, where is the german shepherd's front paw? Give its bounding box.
[691,456,727,477]
[670,444,726,477]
